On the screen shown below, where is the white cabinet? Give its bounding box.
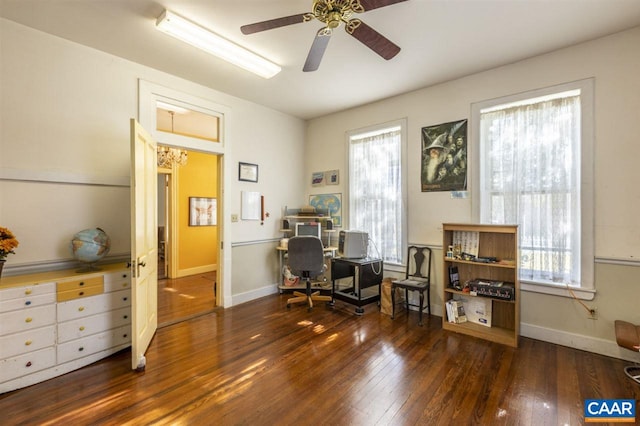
[0,263,132,393]
[0,280,56,386]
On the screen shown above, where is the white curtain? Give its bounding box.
[480,95,581,286]
[350,128,402,264]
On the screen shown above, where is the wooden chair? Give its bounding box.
[615,320,640,384]
[286,236,332,310]
[391,246,432,326]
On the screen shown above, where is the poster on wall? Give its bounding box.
[421,119,467,192]
[309,193,342,227]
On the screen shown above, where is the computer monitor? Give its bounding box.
[295,222,322,239]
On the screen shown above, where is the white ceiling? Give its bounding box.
[2,0,640,120]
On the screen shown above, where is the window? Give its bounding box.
[473,80,594,298]
[348,120,407,265]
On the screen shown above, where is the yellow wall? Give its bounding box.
[177,151,218,272]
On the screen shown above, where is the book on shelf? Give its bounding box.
[446,299,467,324]
[448,265,460,289]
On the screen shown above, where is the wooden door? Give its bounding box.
[130,119,158,370]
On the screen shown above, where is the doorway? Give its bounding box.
[157,147,219,327]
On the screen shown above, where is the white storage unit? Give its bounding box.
[0,264,132,393]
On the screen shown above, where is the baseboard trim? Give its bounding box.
[232,284,279,306]
[175,264,216,278]
[520,322,640,362]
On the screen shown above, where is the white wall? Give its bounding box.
[306,27,640,359]
[0,19,306,301]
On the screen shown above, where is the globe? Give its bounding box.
[71,227,111,271]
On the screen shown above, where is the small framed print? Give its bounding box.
[325,169,339,185]
[189,197,217,226]
[239,162,258,182]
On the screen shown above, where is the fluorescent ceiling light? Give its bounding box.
[156,10,281,79]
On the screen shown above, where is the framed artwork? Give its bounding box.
[309,193,342,227]
[189,197,216,226]
[421,119,468,192]
[239,162,258,182]
[325,169,339,185]
[311,171,324,186]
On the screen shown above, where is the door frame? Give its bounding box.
[138,79,231,308]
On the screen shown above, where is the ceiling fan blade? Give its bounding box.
[358,0,409,11]
[303,29,332,72]
[241,13,309,35]
[347,20,400,60]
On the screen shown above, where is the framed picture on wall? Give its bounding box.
[239,162,258,182]
[189,197,217,226]
[325,169,339,185]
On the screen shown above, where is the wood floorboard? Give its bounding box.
[158,272,216,327]
[1,294,639,425]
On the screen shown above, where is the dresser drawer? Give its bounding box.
[57,307,131,343]
[104,270,131,293]
[0,347,56,382]
[0,282,55,301]
[57,325,131,364]
[57,276,104,293]
[0,304,56,336]
[0,292,56,313]
[57,289,131,322]
[57,284,104,302]
[0,325,56,359]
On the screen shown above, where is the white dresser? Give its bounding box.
[0,264,131,393]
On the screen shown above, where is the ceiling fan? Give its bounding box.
[241,0,408,72]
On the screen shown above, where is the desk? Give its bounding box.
[331,257,383,315]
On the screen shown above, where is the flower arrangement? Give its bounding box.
[0,227,19,261]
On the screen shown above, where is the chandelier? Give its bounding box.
[157,146,188,168]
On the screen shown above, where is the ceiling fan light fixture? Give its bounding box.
[156,10,281,79]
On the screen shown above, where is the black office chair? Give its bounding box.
[391,246,432,326]
[286,236,332,310]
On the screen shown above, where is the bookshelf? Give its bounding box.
[442,223,520,348]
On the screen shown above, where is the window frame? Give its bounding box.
[346,118,408,266]
[470,79,595,300]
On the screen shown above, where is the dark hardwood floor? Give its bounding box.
[158,271,216,327]
[1,295,638,425]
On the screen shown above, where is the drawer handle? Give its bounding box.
[78,306,85,312]
[26,361,32,367]
[123,297,128,301]
[124,315,128,319]
[79,281,85,286]
[25,300,31,306]
[122,274,128,278]
[78,347,84,352]
[25,289,32,295]
[79,291,85,296]
[123,334,128,338]
[25,340,32,346]
[79,326,85,331]
[25,317,33,323]
[123,283,128,287]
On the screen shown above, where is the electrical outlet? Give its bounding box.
[231,214,239,222]
[588,307,598,320]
